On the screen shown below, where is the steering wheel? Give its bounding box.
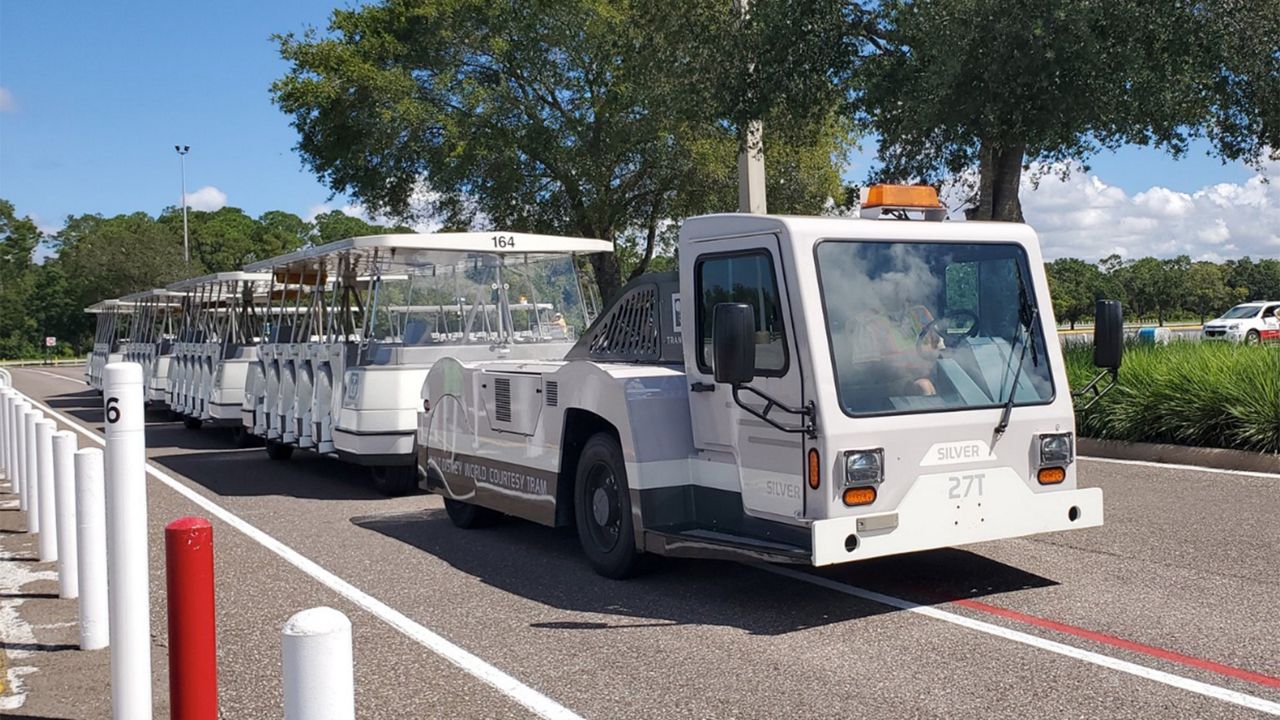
[916,309,980,354]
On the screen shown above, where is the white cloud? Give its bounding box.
[0,87,14,112]
[184,185,227,212]
[1020,161,1280,262]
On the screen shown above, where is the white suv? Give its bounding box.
[1202,302,1280,344]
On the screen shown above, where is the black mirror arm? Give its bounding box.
[730,384,817,439]
[1071,367,1119,411]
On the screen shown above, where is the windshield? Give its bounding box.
[815,240,1054,416]
[1219,305,1261,320]
[362,254,590,363]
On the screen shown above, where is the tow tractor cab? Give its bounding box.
[118,289,185,404]
[84,298,134,392]
[166,272,271,433]
[241,232,611,495]
[420,185,1125,577]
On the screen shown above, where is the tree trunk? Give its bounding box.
[965,142,1027,222]
[588,241,624,305]
[627,213,661,282]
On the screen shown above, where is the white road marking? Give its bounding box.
[26,369,83,384]
[17,389,583,720]
[763,566,1280,716]
[1080,455,1280,481]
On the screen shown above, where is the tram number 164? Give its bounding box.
[492,235,516,249]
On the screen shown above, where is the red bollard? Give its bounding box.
[165,516,218,720]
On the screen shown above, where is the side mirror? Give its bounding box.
[1093,299,1123,371]
[712,303,755,386]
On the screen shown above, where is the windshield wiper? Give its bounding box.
[993,304,1039,445]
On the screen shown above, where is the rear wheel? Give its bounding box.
[443,497,499,529]
[574,433,640,579]
[182,416,203,430]
[265,439,294,461]
[370,465,418,497]
[231,426,256,448]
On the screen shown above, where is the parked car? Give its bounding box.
[1201,302,1280,343]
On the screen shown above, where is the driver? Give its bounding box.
[847,303,942,396]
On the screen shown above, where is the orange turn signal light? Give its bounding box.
[807,448,820,490]
[1037,466,1066,485]
[862,184,943,210]
[842,486,877,506]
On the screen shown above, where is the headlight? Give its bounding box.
[1228,323,1241,330]
[844,449,884,486]
[1038,432,1074,466]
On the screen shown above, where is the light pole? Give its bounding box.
[175,145,190,263]
[733,0,766,214]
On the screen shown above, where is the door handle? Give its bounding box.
[690,382,716,392]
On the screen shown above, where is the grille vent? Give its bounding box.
[586,286,659,362]
[545,381,558,407]
[494,377,512,422]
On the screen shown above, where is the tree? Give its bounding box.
[311,210,408,245]
[1185,261,1242,323]
[858,0,1280,221]
[1046,258,1101,329]
[253,210,312,260]
[0,199,40,278]
[55,212,192,320]
[271,0,854,300]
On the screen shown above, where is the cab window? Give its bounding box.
[695,251,788,375]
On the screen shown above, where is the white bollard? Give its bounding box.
[1,390,10,484]
[282,607,355,720]
[13,399,27,511]
[36,419,58,563]
[24,408,41,532]
[1,391,12,492]
[103,363,152,719]
[53,431,79,599]
[75,447,109,650]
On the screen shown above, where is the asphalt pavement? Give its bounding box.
[3,365,1278,719]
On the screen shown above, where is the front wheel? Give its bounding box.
[183,416,203,430]
[370,465,418,497]
[574,433,641,579]
[1246,330,1261,345]
[265,439,294,461]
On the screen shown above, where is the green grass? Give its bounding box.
[1064,341,1280,454]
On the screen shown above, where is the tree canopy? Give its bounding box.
[271,0,856,299]
[857,0,1280,220]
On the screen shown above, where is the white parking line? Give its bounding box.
[763,566,1280,716]
[17,389,583,720]
[1080,455,1280,481]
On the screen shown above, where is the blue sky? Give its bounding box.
[0,1,1272,261]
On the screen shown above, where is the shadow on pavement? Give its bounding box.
[353,508,1058,635]
[0,640,79,653]
[154,447,393,501]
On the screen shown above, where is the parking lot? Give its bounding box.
[4,364,1279,719]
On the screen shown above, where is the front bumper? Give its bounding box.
[811,466,1102,566]
[331,426,414,464]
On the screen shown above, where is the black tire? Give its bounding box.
[265,439,294,461]
[231,426,256,448]
[370,465,418,497]
[574,433,641,579]
[1246,330,1260,345]
[182,416,203,430]
[443,497,499,529]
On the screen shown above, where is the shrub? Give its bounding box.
[1064,341,1280,453]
